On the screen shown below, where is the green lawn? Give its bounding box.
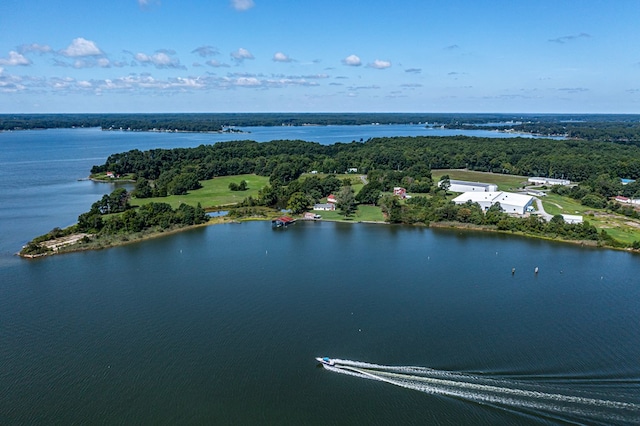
[131,174,270,209]
[431,169,529,191]
[315,204,384,222]
[539,193,590,216]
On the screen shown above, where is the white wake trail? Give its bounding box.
[321,359,640,424]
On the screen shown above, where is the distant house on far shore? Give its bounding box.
[327,194,337,204]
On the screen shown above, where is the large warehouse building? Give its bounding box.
[452,191,535,215]
[440,179,498,193]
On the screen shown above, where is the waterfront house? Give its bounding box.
[313,203,335,211]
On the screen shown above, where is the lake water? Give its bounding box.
[1,126,638,425]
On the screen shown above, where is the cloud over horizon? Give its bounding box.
[0,51,32,66]
[273,52,292,63]
[60,38,103,57]
[342,54,361,67]
[134,51,185,69]
[548,33,591,44]
[368,59,391,69]
[231,0,254,11]
[192,46,219,57]
[231,48,254,63]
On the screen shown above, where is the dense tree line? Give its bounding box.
[1,112,451,131]
[5,113,638,134]
[92,136,640,194]
[445,116,640,145]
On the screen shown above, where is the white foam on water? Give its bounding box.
[322,359,640,424]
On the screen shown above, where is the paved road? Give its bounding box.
[534,198,554,221]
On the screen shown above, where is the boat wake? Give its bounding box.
[320,359,640,425]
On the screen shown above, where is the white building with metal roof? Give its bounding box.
[528,177,571,186]
[452,191,535,215]
[440,179,498,193]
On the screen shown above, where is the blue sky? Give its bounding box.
[1,0,639,113]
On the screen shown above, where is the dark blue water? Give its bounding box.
[0,127,638,425]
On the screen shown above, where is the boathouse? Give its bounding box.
[271,216,296,227]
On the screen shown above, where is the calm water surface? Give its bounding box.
[0,127,638,425]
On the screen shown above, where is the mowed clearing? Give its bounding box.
[131,174,270,209]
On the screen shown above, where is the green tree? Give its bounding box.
[439,175,451,195]
[336,186,357,217]
[132,178,152,198]
[287,192,311,214]
[355,182,382,205]
[379,194,402,223]
[581,194,607,209]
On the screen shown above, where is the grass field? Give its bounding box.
[131,174,270,209]
[539,193,589,216]
[314,205,384,222]
[431,169,529,191]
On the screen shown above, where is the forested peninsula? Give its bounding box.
[20,130,640,257]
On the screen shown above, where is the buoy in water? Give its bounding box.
[511,268,516,275]
[534,267,539,274]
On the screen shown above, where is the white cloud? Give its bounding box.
[60,38,103,57]
[97,58,111,68]
[0,51,32,66]
[231,0,255,11]
[138,0,159,7]
[273,52,292,63]
[192,46,219,57]
[0,68,27,92]
[368,59,391,69]
[206,59,230,68]
[231,48,254,63]
[17,43,52,54]
[134,51,185,69]
[235,76,261,86]
[342,54,361,66]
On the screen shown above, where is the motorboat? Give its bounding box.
[316,357,335,366]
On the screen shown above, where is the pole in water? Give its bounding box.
[512,267,515,275]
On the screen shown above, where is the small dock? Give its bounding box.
[271,216,296,228]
